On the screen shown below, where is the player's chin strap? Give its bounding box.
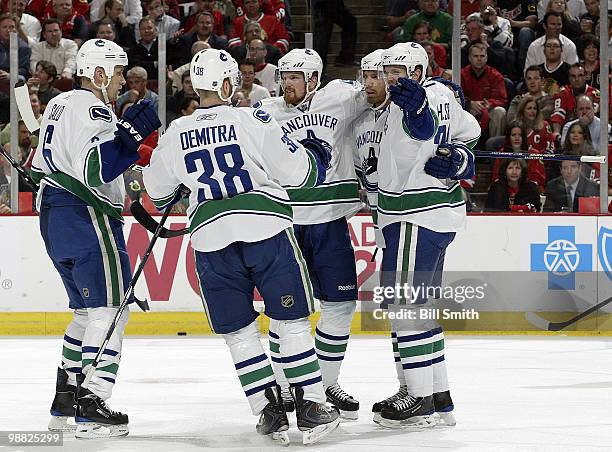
[218,84,236,104]
[371,95,390,112]
[92,73,113,105]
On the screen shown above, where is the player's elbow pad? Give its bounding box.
[402,109,436,141]
[95,138,139,185]
[450,143,475,180]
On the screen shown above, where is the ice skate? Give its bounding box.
[326,383,359,420]
[256,385,290,446]
[48,368,77,432]
[75,388,129,439]
[372,385,408,425]
[379,394,436,429]
[433,390,456,426]
[291,386,340,445]
[280,386,295,413]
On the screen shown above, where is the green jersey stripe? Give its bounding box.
[379,183,463,214]
[287,180,359,203]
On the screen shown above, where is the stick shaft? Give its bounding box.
[0,147,39,191]
[474,151,607,164]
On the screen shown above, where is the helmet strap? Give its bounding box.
[91,67,113,105]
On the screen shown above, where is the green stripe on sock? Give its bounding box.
[398,343,433,359]
[392,342,399,353]
[238,364,274,387]
[315,338,347,354]
[269,341,280,354]
[433,338,444,353]
[283,360,320,379]
[62,346,82,362]
[97,363,119,375]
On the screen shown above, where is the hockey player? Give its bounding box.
[31,39,161,438]
[142,48,340,446]
[374,42,480,429]
[257,48,369,420]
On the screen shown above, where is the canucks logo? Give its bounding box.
[531,226,592,290]
[89,106,112,122]
[598,227,612,281]
[253,108,271,123]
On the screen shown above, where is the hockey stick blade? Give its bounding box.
[130,201,189,238]
[134,296,150,312]
[15,84,41,133]
[525,295,612,331]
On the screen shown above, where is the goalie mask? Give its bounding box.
[190,49,242,103]
[381,42,429,86]
[76,39,128,103]
[275,48,323,107]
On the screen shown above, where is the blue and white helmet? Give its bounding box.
[382,42,429,85]
[191,48,241,102]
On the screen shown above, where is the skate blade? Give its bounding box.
[75,423,129,439]
[48,416,76,432]
[378,415,436,430]
[301,417,340,445]
[372,412,382,425]
[434,411,456,427]
[338,409,359,421]
[270,430,290,446]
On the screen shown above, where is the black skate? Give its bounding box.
[371,385,408,425]
[75,388,129,439]
[280,387,295,413]
[379,394,435,429]
[48,368,77,432]
[291,386,340,445]
[256,385,290,446]
[325,383,359,420]
[433,390,456,426]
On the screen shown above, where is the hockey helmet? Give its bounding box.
[76,39,128,81]
[381,42,429,85]
[190,48,241,102]
[358,48,385,83]
[275,48,323,94]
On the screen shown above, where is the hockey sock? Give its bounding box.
[315,300,356,388]
[81,307,129,400]
[61,309,88,387]
[429,322,449,394]
[391,313,435,397]
[277,318,326,403]
[391,330,407,386]
[268,319,290,391]
[224,321,276,416]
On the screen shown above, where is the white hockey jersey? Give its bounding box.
[352,103,390,247]
[377,80,481,233]
[31,89,126,219]
[258,79,370,225]
[142,105,319,252]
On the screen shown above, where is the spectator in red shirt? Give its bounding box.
[422,40,444,76]
[183,0,225,38]
[233,0,285,22]
[550,62,600,135]
[48,0,88,46]
[228,0,289,54]
[461,42,508,138]
[26,0,88,23]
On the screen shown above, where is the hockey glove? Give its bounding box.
[299,134,332,185]
[389,77,435,141]
[115,99,162,154]
[430,76,467,110]
[424,142,475,180]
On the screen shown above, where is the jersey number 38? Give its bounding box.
[184,144,253,202]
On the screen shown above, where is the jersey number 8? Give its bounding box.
[184,144,253,202]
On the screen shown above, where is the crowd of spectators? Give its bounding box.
[385,0,612,212]
[0,0,611,214]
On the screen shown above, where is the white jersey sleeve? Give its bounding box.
[31,90,128,219]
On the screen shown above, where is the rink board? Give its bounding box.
[1,214,611,335]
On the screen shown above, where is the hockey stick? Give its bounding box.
[525,294,612,331]
[0,146,39,191]
[15,84,41,133]
[130,200,189,238]
[82,203,174,389]
[474,151,607,163]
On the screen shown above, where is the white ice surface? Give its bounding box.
[1,336,611,451]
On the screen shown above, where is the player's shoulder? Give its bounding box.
[320,79,362,97]
[255,96,284,112]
